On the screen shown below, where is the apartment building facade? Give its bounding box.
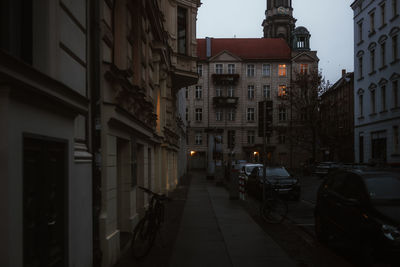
[0,1,92,266]
[95,0,200,266]
[351,0,400,164]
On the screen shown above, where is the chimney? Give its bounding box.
[206,37,212,58]
[342,69,346,77]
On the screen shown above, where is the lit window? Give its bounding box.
[247,64,255,77]
[278,85,287,97]
[278,64,286,76]
[300,64,308,74]
[247,108,255,121]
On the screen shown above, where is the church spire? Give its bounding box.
[263,0,296,43]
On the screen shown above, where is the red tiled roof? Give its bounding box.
[197,38,291,61]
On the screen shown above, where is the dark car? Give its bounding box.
[247,166,301,200]
[314,169,400,264]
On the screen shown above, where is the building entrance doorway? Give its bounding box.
[23,137,67,267]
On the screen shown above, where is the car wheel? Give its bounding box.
[315,213,329,243]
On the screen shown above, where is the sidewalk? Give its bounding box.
[169,171,296,267]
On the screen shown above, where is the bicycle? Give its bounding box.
[260,180,288,224]
[131,186,171,259]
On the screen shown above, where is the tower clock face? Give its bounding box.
[277,6,289,15]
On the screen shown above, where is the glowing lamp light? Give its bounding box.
[190,151,196,156]
[253,151,259,156]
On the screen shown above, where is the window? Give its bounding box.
[215,87,222,97]
[263,85,271,99]
[216,110,223,121]
[177,7,187,54]
[185,87,188,98]
[228,64,235,74]
[358,21,363,43]
[392,35,398,62]
[195,86,202,99]
[392,0,398,18]
[359,94,364,116]
[370,49,375,73]
[185,108,188,121]
[228,109,236,121]
[248,85,255,99]
[262,64,271,76]
[381,3,386,26]
[195,108,202,121]
[381,42,386,67]
[227,86,235,97]
[195,131,202,145]
[394,126,399,153]
[371,89,376,113]
[216,64,223,74]
[300,64,308,74]
[247,64,255,77]
[247,131,255,145]
[358,56,363,78]
[394,80,399,108]
[370,12,375,33]
[278,135,286,144]
[247,108,255,121]
[278,85,287,97]
[278,64,287,76]
[279,107,287,121]
[382,86,387,111]
[197,64,203,77]
[227,130,235,148]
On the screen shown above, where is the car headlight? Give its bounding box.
[382,224,400,241]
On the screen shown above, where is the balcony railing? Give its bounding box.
[213,97,239,108]
[212,73,240,85]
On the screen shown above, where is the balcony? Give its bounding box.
[212,74,240,86]
[213,97,239,108]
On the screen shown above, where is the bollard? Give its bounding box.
[238,175,246,200]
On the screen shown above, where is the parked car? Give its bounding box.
[247,166,301,200]
[313,162,341,178]
[241,163,263,179]
[314,169,400,264]
[232,160,247,172]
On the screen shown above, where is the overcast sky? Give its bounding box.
[196,0,354,84]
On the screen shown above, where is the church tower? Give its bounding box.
[262,0,296,43]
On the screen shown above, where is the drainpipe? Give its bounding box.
[90,0,102,265]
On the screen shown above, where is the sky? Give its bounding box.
[196,0,354,85]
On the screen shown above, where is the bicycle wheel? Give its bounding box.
[261,198,288,224]
[131,217,157,259]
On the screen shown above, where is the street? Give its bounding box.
[243,175,395,267]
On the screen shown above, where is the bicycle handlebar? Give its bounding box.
[138,186,172,201]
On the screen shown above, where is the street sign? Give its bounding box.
[258,100,273,137]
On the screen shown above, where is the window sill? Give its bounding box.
[379,110,388,114]
[379,65,387,71]
[358,116,365,120]
[369,70,377,76]
[369,112,378,117]
[390,59,400,65]
[378,23,387,30]
[391,107,400,112]
[390,14,399,22]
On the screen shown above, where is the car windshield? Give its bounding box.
[365,174,400,200]
[258,167,290,177]
[246,166,260,173]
